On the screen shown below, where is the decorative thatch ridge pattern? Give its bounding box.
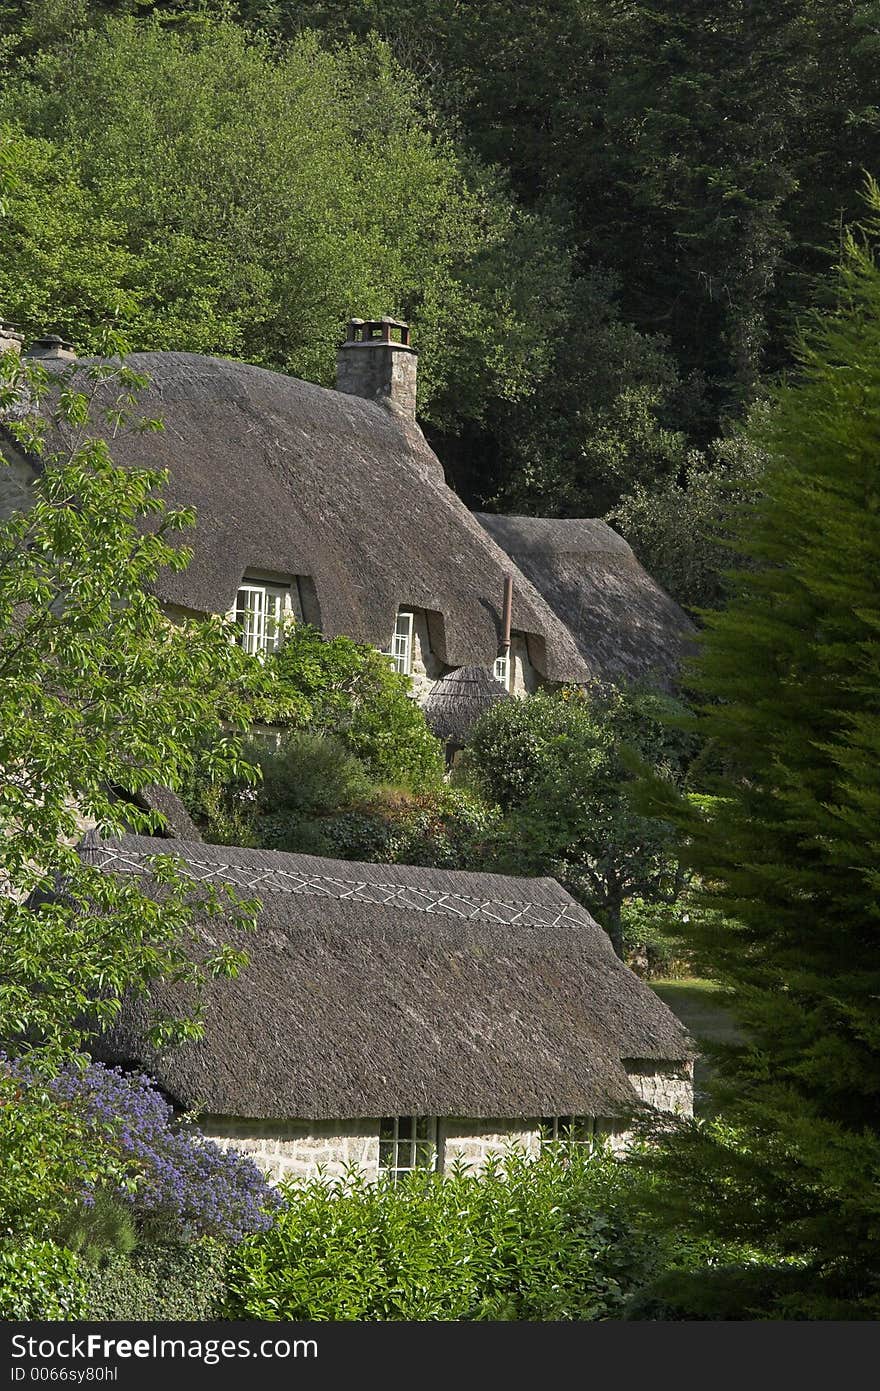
[475,513,696,692]
[423,664,512,745]
[11,353,590,682]
[86,834,695,1122]
[83,837,582,929]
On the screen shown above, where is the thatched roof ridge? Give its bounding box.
[475,513,696,692]
[423,665,512,744]
[18,353,589,682]
[86,834,694,1121]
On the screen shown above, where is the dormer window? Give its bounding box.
[234,580,289,655]
[382,609,414,676]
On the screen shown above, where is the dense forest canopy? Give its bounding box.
[1,0,878,609]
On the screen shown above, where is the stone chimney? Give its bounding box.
[25,334,77,362]
[336,317,417,418]
[0,321,23,356]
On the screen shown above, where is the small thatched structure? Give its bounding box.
[108,784,203,842]
[85,834,694,1127]
[423,665,512,748]
[475,514,696,692]
[130,786,203,842]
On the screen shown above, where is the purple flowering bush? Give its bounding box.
[6,1059,280,1244]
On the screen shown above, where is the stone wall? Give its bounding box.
[439,1118,540,1173]
[199,1062,694,1183]
[624,1060,694,1118]
[409,609,447,703]
[509,633,541,696]
[200,1116,381,1183]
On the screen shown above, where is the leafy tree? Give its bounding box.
[0,14,584,447]
[0,346,277,1248]
[458,687,697,955]
[635,196,880,1317]
[185,623,444,850]
[0,347,267,1066]
[264,623,444,789]
[609,415,768,613]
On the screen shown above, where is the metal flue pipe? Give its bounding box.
[501,574,514,657]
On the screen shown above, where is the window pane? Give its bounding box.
[396,1116,414,1142]
[379,1119,396,1143]
[570,1118,594,1144]
[378,1141,394,1168]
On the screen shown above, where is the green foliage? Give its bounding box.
[257,733,372,821]
[0,349,273,1242]
[185,624,445,845]
[620,897,691,979]
[0,14,583,445]
[83,1239,227,1321]
[264,625,444,790]
[223,1149,655,1322]
[0,1237,88,1320]
[57,1191,137,1264]
[610,421,767,612]
[311,785,502,868]
[0,350,266,1071]
[633,196,880,1316]
[457,687,697,953]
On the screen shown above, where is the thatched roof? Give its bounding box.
[84,834,693,1121]
[423,665,512,745]
[8,353,590,682]
[475,514,696,692]
[122,786,203,842]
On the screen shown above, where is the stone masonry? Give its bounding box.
[199,1062,694,1184]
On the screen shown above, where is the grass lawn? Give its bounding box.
[651,977,743,1114]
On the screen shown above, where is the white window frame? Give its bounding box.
[539,1116,598,1149]
[493,650,511,690]
[379,1116,439,1180]
[381,609,415,676]
[234,580,289,656]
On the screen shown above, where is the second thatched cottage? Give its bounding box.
[84,833,695,1181]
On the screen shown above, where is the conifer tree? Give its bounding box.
[638,186,880,1318]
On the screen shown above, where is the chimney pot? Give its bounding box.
[26,334,77,362]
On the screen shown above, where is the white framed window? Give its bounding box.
[539,1116,600,1149]
[234,581,289,655]
[493,650,510,690]
[379,1116,439,1180]
[381,609,414,676]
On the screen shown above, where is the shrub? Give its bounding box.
[264,625,444,790]
[255,732,371,820]
[621,897,691,978]
[457,686,697,954]
[14,1062,281,1244]
[0,1238,88,1320]
[223,1149,656,1321]
[84,1240,227,1321]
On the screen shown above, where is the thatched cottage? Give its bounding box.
[0,319,693,701]
[85,833,695,1181]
